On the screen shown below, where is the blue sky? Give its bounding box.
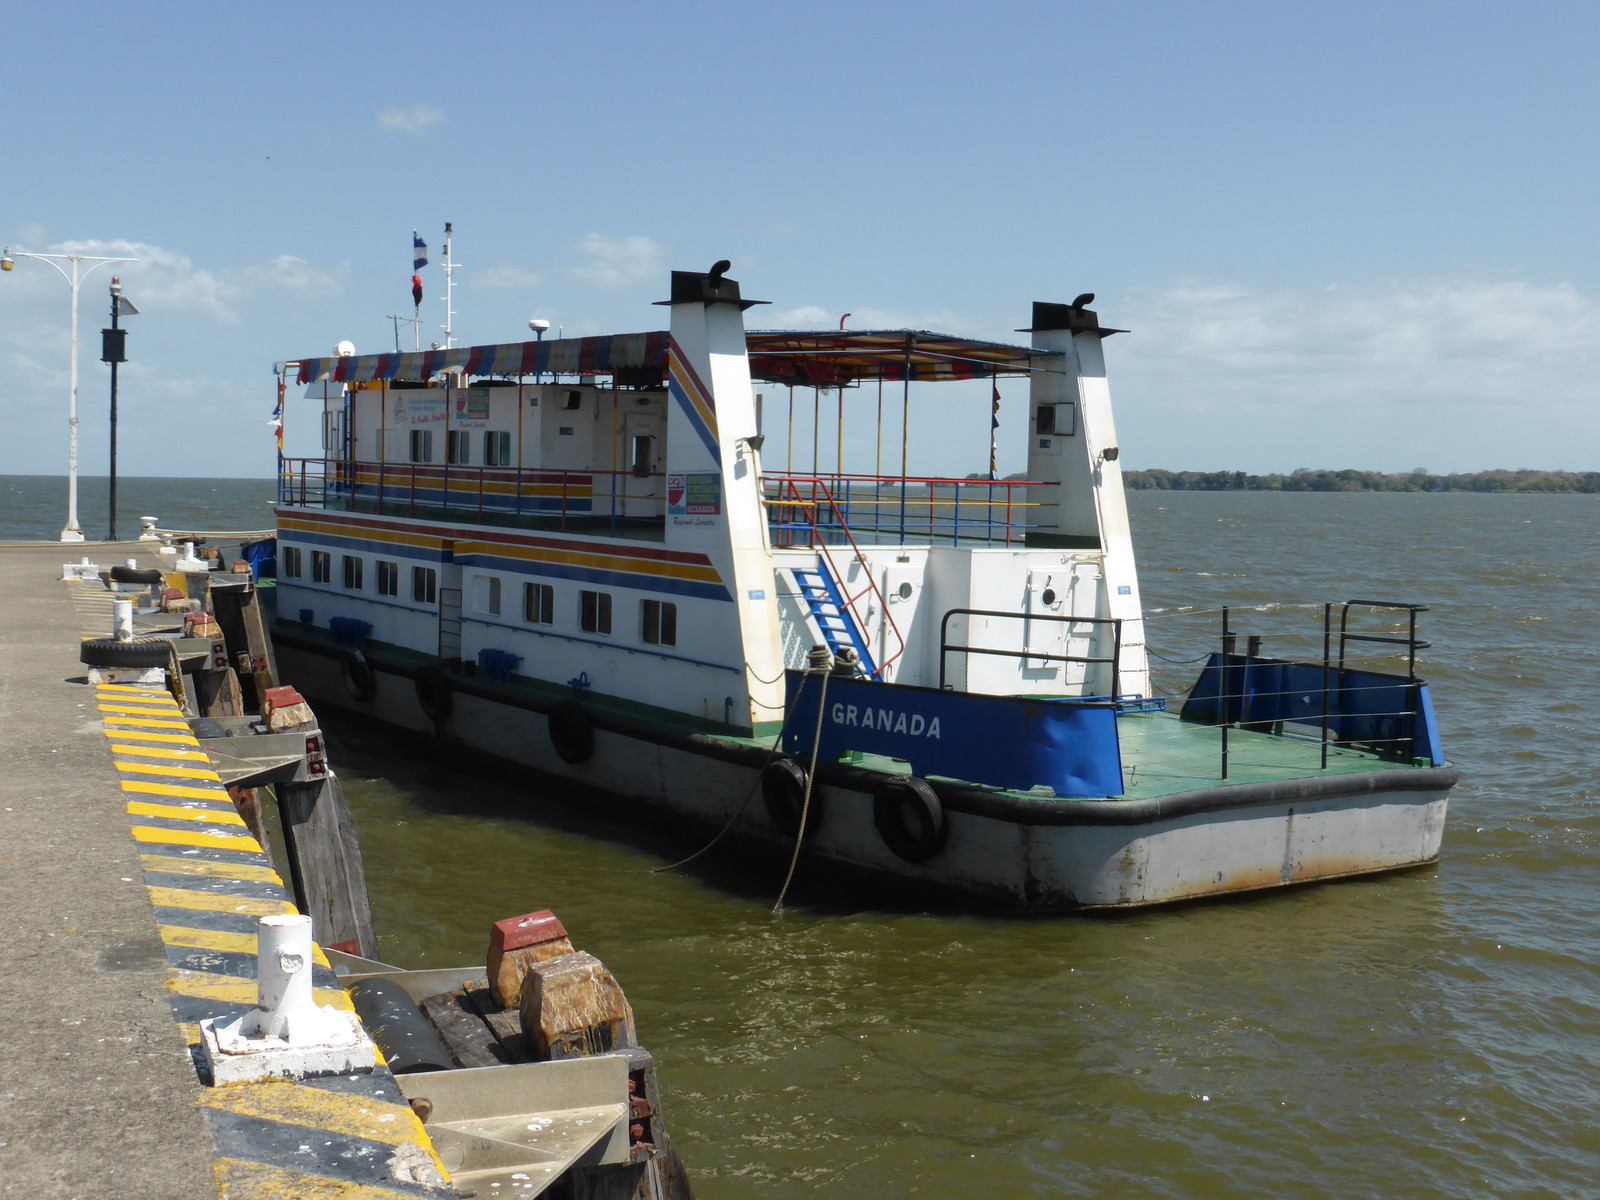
[2,0,1595,479]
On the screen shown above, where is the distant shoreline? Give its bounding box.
[1120,469,1600,493]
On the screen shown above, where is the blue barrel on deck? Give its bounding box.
[783,673,1124,797]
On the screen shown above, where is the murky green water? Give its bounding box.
[307,490,1600,1198]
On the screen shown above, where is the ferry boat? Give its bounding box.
[270,265,1457,910]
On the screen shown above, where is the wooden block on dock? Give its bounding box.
[486,909,574,1009]
[519,951,636,1062]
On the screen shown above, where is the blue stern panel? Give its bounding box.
[783,673,1124,798]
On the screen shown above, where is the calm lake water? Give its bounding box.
[14,480,1599,1196]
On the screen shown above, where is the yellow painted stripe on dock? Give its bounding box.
[158,924,330,967]
[165,968,349,1011]
[138,853,284,885]
[126,800,246,827]
[212,1157,432,1200]
[103,727,200,746]
[121,779,228,802]
[146,885,292,916]
[96,683,170,695]
[177,1021,201,1046]
[99,702,183,715]
[131,824,264,853]
[105,716,191,730]
[203,1083,427,1149]
[115,760,223,781]
[158,924,259,955]
[109,744,212,762]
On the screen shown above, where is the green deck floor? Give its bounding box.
[1113,711,1417,799]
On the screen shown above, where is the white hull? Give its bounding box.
[279,642,1451,911]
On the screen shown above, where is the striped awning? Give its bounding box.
[744,329,1057,386]
[295,331,670,386]
[293,327,1055,388]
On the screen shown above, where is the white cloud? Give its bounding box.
[377,103,445,135]
[568,235,666,288]
[1110,276,1600,470]
[477,263,545,291]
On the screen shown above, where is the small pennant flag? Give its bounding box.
[413,231,428,271]
[989,381,1001,480]
[412,273,423,309]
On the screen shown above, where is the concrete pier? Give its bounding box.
[0,542,445,1198]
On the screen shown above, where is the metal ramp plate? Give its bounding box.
[396,1056,630,1198]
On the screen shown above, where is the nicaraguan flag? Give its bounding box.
[413,231,428,271]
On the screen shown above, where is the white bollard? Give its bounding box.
[112,599,134,642]
[197,913,377,1084]
[245,914,323,1041]
[138,515,160,541]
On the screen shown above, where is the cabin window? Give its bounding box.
[311,551,331,583]
[409,429,433,463]
[475,575,501,616]
[282,546,302,579]
[562,390,583,411]
[412,566,437,604]
[631,434,653,478]
[446,430,471,465]
[342,555,363,590]
[580,590,612,635]
[484,430,512,467]
[641,599,676,646]
[376,560,398,597]
[524,582,554,625]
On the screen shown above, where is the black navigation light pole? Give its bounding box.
[101,278,139,541]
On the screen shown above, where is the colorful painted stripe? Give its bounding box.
[667,335,721,459]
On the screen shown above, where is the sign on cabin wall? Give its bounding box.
[668,472,721,525]
[454,388,493,426]
[394,393,445,423]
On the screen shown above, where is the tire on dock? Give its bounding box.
[79,637,170,669]
[108,564,164,586]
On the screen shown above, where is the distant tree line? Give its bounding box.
[1115,468,1600,493]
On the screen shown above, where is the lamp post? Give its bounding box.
[103,278,140,540]
[1,246,138,541]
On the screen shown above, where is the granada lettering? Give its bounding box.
[830,702,941,739]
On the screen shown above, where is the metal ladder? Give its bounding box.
[790,561,879,678]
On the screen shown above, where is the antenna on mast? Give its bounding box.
[442,222,457,349]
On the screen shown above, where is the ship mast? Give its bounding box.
[442,221,457,348]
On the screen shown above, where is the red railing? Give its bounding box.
[767,476,908,676]
[762,472,1041,547]
[277,457,665,533]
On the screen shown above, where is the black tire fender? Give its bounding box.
[108,565,164,586]
[415,665,453,720]
[548,699,594,764]
[340,649,375,702]
[873,776,947,863]
[762,758,816,838]
[79,637,170,669]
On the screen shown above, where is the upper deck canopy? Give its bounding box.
[292,329,1057,388]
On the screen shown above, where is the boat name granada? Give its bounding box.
[831,702,942,738]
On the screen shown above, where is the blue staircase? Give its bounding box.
[790,561,879,678]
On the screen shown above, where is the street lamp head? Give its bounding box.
[1,248,12,272]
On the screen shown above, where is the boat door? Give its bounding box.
[621,411,662,520]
